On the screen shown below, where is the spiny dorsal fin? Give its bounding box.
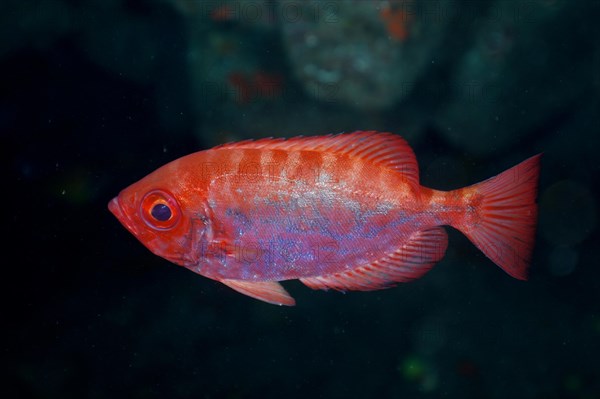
[300,227,448,292]
[214,131,419,187]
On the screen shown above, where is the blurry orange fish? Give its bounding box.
[228,71,284,103]
[380,3,414,42]
[108,132,541,306]
[210,4,235,21]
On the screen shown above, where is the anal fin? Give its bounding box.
[220,279,296,306]
[300,227,448,292]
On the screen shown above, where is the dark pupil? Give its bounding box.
[151,203,172,221]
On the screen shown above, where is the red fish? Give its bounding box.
[228,71,284,104]
[108,132,540,306]
[380,3,414,42]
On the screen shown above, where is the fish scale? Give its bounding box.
[205,154,418,281]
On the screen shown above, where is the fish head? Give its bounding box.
[108,159,211,267]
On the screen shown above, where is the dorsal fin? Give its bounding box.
[299,227,448,292]
[214,131,419,186]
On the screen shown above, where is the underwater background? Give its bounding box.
[3,1,599,398]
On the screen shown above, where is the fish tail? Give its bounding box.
[450,154,541,280]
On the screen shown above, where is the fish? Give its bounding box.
[380,3,414,42]
[227,71,284,104]
[108,131,541,306]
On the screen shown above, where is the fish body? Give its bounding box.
[109,131,541,305]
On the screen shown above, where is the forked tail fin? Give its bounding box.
[452,155,541,280]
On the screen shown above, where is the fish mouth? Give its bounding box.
[108,196,138,236]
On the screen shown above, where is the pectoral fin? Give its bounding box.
[220,279,296,306]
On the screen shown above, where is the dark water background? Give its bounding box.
[3,1,599,398]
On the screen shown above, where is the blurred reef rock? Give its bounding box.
[3,0,597,154]
[434,0,597,155]
[277,0,451,110]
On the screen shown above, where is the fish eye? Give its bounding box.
[140,190,181,230]
[151,203,172,221]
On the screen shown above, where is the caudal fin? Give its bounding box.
[453,155,541,280]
